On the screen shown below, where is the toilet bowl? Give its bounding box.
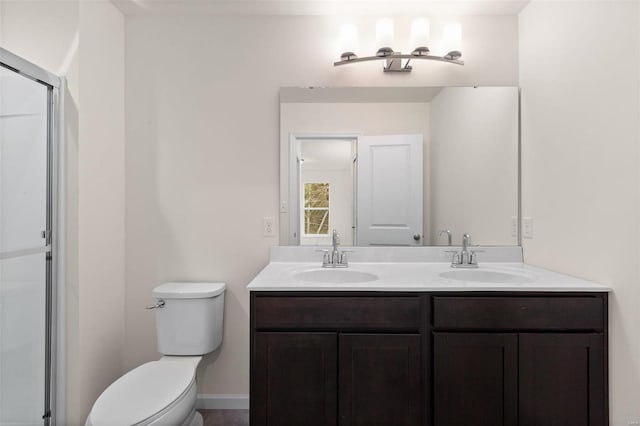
[86,357,201,426]
[86,282,225,426]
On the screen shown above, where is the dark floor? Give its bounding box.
[200,409,250,426]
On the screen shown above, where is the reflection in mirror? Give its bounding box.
[280,86,519,247]
[299,138,355,246]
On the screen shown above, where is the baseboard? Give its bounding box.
[197,394,249,410]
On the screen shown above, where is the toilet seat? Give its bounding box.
[87,360,196,425]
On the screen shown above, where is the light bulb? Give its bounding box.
[442,22,462,54]
[411,18,430,49]
[376,18,394,50]
[339,23,358,56]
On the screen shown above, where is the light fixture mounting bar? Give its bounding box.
[334,53,464,72]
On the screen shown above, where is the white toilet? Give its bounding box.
[86,282,225,426]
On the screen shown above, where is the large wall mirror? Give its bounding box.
[279,86,520,247]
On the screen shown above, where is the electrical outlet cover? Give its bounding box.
[263,217,275,237]
[523,217,533,239]
[511,216,518,238]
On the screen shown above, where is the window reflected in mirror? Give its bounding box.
[303,182,330,236]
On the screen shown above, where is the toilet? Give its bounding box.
[86,282,225,426]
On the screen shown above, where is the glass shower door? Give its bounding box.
[0,64,51,424]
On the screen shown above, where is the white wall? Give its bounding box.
[125,13,519,398]
[429,86,519,246]
[1,1,125,423]
[519,1,640,423]
[76,2,125,424]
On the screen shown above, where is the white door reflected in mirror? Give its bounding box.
[357,134,423,246]
[290,134,423,247]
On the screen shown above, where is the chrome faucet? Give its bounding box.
[450,233,478,268]
[331,229,340,262]
[319,229,349,268]
[439,229,452,246]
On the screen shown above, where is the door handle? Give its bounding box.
[413,234,421,241]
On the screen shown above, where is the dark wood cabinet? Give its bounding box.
[433,333,518,426]
[432,295,608,426]
[251,292,608,426]
[251,293,424,426]
[339,334,422,426]
[253,332,337,426]
[519,333,606,426]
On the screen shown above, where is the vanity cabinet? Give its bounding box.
[251,293,425,426]
[253,332,337,426]
[432,295,607,426]
[433,333,518,425]
[250,292,608,426]
[339,334,422,426]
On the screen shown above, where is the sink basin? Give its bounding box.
[439,269,532,284]
[293,269,379,284]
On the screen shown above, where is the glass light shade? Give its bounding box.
[339,23,358,55]
[376,18,394,49]
[442,22,462,53]
[411,18,430,48]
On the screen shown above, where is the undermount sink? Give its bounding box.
[293,269,379,284]
[439,269,533,284]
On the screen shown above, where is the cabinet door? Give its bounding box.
[519,333,605,426]
[253,333,337,426]
[433,333,517,426]
[339,334,421,426]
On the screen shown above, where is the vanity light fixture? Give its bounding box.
[334,19,464,73]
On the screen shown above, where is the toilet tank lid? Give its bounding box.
[153,282,226,299]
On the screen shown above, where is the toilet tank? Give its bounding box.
[152,282,225,355]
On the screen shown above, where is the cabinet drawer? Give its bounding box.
[433,296,604,331]
[254,296,421,330]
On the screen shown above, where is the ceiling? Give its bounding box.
[112,0,530,16]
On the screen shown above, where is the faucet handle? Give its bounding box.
[316,249,330,265]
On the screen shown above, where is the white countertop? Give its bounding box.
[247,247,611,293]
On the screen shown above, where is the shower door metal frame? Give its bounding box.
[0,48,64,426]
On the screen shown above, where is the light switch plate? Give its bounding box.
[523,217,533,239]
[279,201,287,213]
